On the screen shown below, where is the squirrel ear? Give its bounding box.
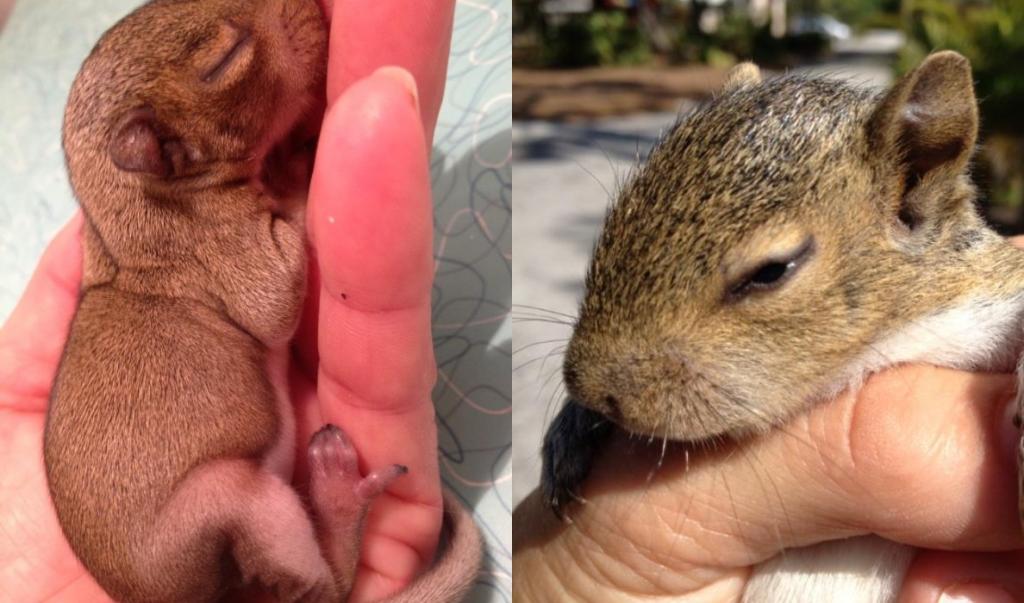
[723,62,762,91]
[867,51,977,180]
[108,109,171,177]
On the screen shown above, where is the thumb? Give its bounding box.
[0,213,83,412]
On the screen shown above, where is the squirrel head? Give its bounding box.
[563,52,1019,441]
[63,0,326,214]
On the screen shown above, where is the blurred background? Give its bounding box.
[511,0,1024,506]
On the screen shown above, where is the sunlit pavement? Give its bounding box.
[512,113,675,505]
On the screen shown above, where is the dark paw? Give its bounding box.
[541,401,613,520]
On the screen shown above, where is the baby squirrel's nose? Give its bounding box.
[601,394,623,420]
[563,330,697,430]
[563,345,641,422]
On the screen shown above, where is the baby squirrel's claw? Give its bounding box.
[356,464,408,501]
[541,401,613,522]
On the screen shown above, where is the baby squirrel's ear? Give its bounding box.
[723,62,762,91]
[867,50,977,183]
[109,108,190,178]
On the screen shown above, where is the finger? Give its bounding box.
[899,550,1024,602]
[577,365,1020,575]
[0,213,83,412]
[307,68,441,599]
[325,0,455,147]
[296,0,454,370]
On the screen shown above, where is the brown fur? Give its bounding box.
[541,47,1024,603]
[45,0,481,601]
[563,51,1024,441]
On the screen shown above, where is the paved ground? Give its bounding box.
[513,65,726,121]
[511,113,676,505]
[512,29,902,122]
[511,51,896,507]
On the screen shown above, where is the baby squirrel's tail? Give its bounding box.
[383,488,483,603]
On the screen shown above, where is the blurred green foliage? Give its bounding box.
[897,0,1024,210]
[513,2,829,69]
[514,7,651,68]
[686,14,830,67]
[814,0,901,31]
[579,11,652,66]
[898,0,1024,133]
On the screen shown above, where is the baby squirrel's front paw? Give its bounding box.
[308,424,407,520]
[541,401,613,521]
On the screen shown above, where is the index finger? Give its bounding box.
[319,0,454,147]
[307,69,442,597]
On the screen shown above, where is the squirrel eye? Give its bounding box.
[201,22,253,84]
[749,262,789,286]
[726,237,815,301]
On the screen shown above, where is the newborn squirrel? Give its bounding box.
[541,51,1024,602]
[45,0,481,601]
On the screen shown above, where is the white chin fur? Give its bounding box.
[747,293,1024,603]
[826,293,1024,398]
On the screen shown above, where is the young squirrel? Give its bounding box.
[46,0,480,601]
[541,52,1024,602]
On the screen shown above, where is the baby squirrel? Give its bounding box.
[46,0,480,601]
[542,52,1024,602]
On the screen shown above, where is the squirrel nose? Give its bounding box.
[601,394,623,420]
[564,359,626,421]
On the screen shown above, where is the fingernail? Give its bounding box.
[373,66,419,112]
[940,582,1015,603]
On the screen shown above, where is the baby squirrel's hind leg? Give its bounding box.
[136,460,337,603]
[308,424,408,599]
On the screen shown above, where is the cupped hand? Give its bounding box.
[514,274,1024,601]
[0,1,455,600]
[0,214,104,602]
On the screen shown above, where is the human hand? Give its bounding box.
[286,1,455,600]
[514,341,1024,599]
[0,1,454,600]
[0,214,108,602]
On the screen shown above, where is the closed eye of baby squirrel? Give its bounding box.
[46,0,481,602]
[542,52,1024,602]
